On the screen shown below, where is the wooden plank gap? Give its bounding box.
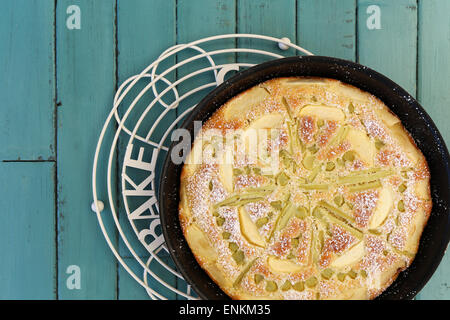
[355,0,359,62]
[53,0,59,300]
[3,160,56,163]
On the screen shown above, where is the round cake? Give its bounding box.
[178,77,431,300]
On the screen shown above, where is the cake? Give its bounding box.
[178,77,431,300]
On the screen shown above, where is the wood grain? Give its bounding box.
[116,0,177,298]
[116,0,176,258]
[176,0,236,118]
[56,0,118,299]
[298,0,356,61]
[358,0,418,96]
[415,0,450,300]
[0,162,56,299]
[0,0,55,160]
[118,256,177,300]
[238,0,297,62]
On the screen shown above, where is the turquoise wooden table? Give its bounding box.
[1,0,449,299]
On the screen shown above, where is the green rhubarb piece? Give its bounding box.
[276,203,296,232]
[282,96,293,120]
[302,155,315,170]
[338,168,393,184]
[256,217,269,228]
[308,166,321,182]
[348,102,355,114]
[334,195,344,207]
[270,201,283,210]
[276,172,290,186]
[306,276,318,288]
[325,161,335,171]
[398,200,405,212]
[233,168,243,175]
[287,253,296,259]
[299,183,329,191]
[293,281,305,292]
[232,250,245,265]
[216,217,225,226]
[281,281,292,291]
[348,270,357,279]
[308,145,319,154]
[229,242,238,253]
[337,273,346,282]
[265,281,278,292]
[347,180,382,193]
[254,274,264,284]
[295,206,308,219]
[375,139,385,150]
[343,150,355,162]
[233,258,256,288]
[319,200,355,223]
[321,268,334,280]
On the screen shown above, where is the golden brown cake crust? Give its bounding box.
[178,77,431,300]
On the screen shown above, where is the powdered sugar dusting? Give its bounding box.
[352,191,378,228]
[180,77,431,300]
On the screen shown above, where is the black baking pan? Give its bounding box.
[159,56,450,300]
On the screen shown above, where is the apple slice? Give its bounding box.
[267,256,303,273]
[299,105,345,122]
[224,87,269,120]
[331,241,365,268]
[330,82,370,103]
[240,114,284,165]
[388,123,421,165]
[376,108,400,127]
[369,187,393,229]
[247,113,284,130]
[218,147,234,192]
[239,208,265,247]
[219,163,233,192]
[185,224,217,262]
[240,114,284,146]
[184,137,204,175]
[346,128,376,166]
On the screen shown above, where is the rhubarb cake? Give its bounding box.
[178,77,431,300]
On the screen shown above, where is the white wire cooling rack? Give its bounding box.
[91,34,314,300]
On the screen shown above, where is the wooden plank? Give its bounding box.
[116,1,178,300]
[415,0,450,300]
[118,255,177,300]
[118,257,152,300]
[57,0,118,299]
[176,0,236,117]
[117,0,176,260]
[298,0,356,61]
[0,162,55,299]
[177,0,236,49]
[358,0,417,96]
[0,0,55,160]
[417,0,450,144]
[238,0,297,63]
